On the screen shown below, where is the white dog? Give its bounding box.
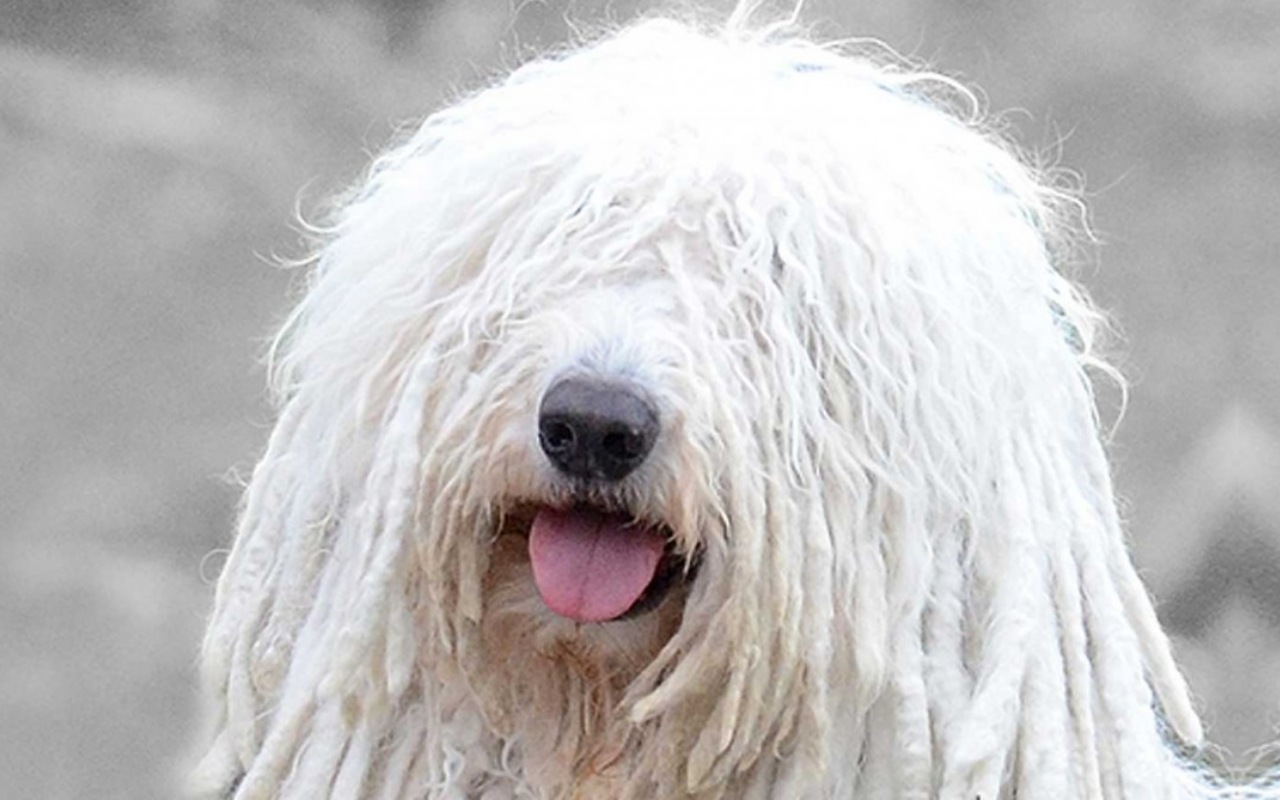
[193,7,1264,799]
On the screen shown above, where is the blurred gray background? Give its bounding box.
[2,0,1277,796]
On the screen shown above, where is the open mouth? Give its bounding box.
[504,504,694,623]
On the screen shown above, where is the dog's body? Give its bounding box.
[194,10,1261,799]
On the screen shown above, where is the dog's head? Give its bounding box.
[197,17,1205,800]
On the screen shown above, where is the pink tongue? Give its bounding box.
[528,507,666,623]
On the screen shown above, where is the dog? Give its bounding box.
[192,7,1264,798]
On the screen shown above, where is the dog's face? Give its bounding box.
[319,51,1085,790]
[287,14,1081,760]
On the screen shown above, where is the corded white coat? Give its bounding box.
[193,11,1265,799]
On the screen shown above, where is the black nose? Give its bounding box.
[538,377,659,482]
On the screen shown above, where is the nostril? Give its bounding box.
[602,429,646,462]
[540,419,576,454]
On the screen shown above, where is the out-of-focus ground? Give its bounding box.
[2,1,1278,796]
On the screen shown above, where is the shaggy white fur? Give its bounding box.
[193,6,1273,799]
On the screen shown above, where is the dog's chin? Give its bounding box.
[481,501,698,665]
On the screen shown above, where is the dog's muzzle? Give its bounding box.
[519,375,686,623]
